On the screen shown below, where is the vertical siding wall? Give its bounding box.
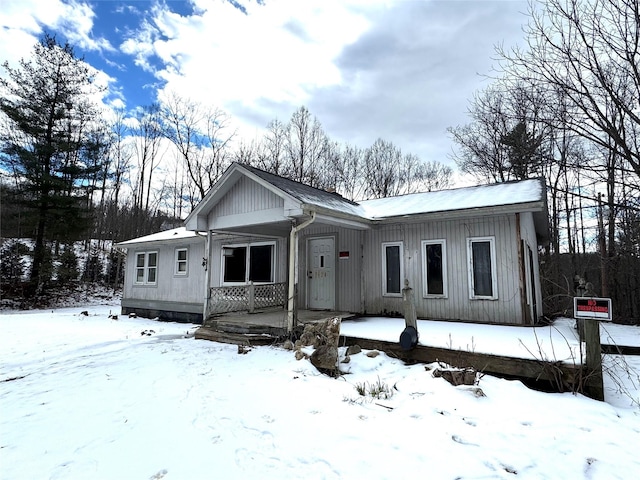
[123,240,205,305]
[363,214,525,324]
[212,176,283,217]
[299,224,363,313]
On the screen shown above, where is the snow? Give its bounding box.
[359,179,543,219]
[1,305,639,480]
[341,316,584,362]
[117,227,202,246]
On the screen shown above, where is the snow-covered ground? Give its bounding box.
[1,305,639,480]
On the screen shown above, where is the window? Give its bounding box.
[467,237,497,299]
[222,242,275,285]
[175,248,188,276]
[135,251,158,285]
[382,242,403,296]
[422,240,447,297]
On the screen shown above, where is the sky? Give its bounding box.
[0,0,530,171]
[1,302,639,479]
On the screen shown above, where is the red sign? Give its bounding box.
[574,297,612,321]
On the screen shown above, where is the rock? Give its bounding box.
[340,355,351,364]
[299,317,342,348]
[432,367,477,386]
[294,350,306,361]
[346,345,362,355]
[283,339,294,351]
[310,344,338,371]
[365,350,380,358]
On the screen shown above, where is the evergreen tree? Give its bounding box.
[56,245,79,284]
[82,245,104,283]
[0,34,106,295]
[0,240,28,284]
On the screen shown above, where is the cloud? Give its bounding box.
[1,0,529,171]
[130,0,527,165]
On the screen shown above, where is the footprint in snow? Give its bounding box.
[149,469,167,480]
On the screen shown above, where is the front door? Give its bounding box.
[308,237,335,310]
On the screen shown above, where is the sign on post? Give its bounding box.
[574,297,612,321]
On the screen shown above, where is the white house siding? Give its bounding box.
[121,239,205,321]
[299,224,363,313]
[211,176,284,217]
[362,214,526,324]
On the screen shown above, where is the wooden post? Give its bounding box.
[584,319,604,401]
[402,279,417,331]
[248,281,255,313]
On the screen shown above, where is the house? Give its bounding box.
[118,162,549,328]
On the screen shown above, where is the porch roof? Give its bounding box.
[117,227,204,247]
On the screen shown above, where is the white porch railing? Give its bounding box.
[207,282,287,316]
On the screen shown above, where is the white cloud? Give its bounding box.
[1,0,530,170]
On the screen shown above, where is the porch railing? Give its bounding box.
[207,282,287,316]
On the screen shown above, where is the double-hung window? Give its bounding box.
[467,237,497,299]
[135,251,158,285]
[222,242,275,285]
[175,248,188,276]
[382,242,403,296]
[422,239,447,297]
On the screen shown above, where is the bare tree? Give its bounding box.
[497,0,640,185]
[132,104,164,212]
[257,119,287,175]
[285,106,327,186]
[160,92,235,205]
[448,85,512,182]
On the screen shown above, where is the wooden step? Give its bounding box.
[195,327,279,346]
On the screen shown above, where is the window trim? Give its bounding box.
[220,241,276,286]
[382,241,404,297]
[174,247,188,276]
[421,239,448,298]
[467,236,498,300]
[134,251,158,286]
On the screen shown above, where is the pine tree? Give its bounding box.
[57,245,79,284]
[0,34,106,295]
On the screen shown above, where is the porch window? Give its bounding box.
[467,237,497,299]
[222,242,275,285]
[422,240,447,297]
[382,242,403,296]
[175,248,188,276]
[135,251,158,285]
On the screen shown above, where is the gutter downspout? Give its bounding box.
[287,211,316,333]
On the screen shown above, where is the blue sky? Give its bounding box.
[0,0,530,171]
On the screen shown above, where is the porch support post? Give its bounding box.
[287,212,316,333]
[202,230,213,324]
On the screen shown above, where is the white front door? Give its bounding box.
[308,237,335,310]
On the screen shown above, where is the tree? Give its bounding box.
[497,0,640,190]
[285,106,327,186]
[0,34,105,294]
[500,121,544,180]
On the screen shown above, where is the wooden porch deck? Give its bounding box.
[195,312,588,394]
[195,308,356,345]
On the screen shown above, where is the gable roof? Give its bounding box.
[240,164,365,218]
[359,179,545,219]
[183,163,548,241]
